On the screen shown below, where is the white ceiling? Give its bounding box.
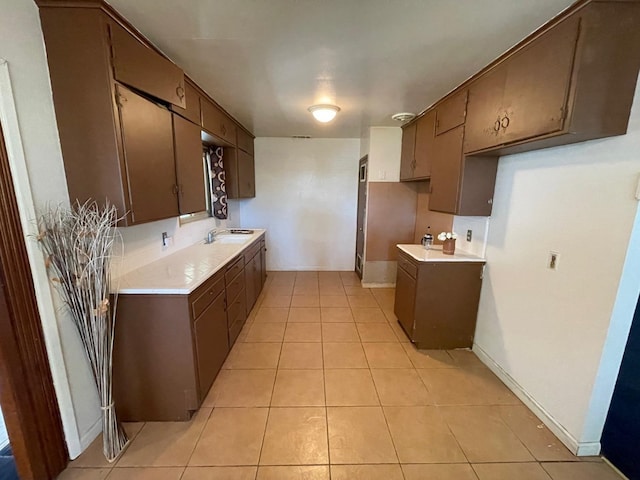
[107,0,576,138]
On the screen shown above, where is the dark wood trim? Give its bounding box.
[0,123,68,477]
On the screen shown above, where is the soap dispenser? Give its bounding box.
[421,226,434,250]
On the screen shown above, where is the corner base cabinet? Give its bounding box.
[394,248,485,349]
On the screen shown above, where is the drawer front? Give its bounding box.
[226,270,245,304]
[397,253,418,279]
[225,256,244,284]
[227,287,247,327]
[191,275,225,319]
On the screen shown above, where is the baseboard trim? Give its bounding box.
[473,343,600,457]
[362,283,396,288]
[77,416,102,457]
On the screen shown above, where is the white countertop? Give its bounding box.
[397,244,486,263]
[114,230,265,295]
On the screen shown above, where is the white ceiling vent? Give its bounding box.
[391,112,416,123]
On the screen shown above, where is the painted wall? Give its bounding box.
[0,406,7,450]
[474,78,640,453]
[367,127,402,182]
[239,137,360,271]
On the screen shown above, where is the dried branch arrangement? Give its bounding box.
[37,201,128,462]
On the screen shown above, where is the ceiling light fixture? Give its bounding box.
[392,112,416,123]
[308,104,340,123]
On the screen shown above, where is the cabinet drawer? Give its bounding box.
[397,253,417,279]
[201,98,237,145]
[191,275,225,319]
[225,256,244,284]
[237,128,254,155]
[227,287,247,327]
[226,270,245,304]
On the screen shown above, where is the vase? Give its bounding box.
[442,238,456,255]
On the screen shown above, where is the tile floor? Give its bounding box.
[60,271,623,480]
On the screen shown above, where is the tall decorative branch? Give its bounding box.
[36,201,128,462]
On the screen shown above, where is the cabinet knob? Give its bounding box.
[494,119,501,132]
[176,85,185,99]
[221,124,227,136]
[501,116,510,129]
[488,198,493,204]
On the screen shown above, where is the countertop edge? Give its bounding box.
[397,244,486,263]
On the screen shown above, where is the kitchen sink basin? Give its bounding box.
[214,235,251,244]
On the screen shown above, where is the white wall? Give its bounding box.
[0,0,101,457]
[367,127,402,182]
[474,78,640,454]
[0,406,8,450]
[240,137,360,271]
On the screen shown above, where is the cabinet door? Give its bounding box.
[260,240,267,289]
[170,80,201,125]
[500,16,580,144]
[245,255,257,311]
[237,150,256,198]
[173,114,206,215]
[237,128,254,155]
[116,85,179,224]
[253,250,263,300]
[110,23,185,108]
[201,98,237,145]
[436,90,468,135]
[413,110,436,179]
[429,125,464,214]
[194,291,229,400]
[394,263,416,340]
[400,122,417,181]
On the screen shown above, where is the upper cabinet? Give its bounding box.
[201,98,237,146]
[226,129,256,199]
[400,121,417,181]
[173,114,207,215]
[170,79,201,125]
[400,110,435,181]
[436,90,468,136]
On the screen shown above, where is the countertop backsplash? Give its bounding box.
[452,216,490,258]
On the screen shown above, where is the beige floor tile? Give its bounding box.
[498,406,577,462]
[279,343,323,369]
[70,423,144,468]
[259,407,328,465]
[261,296,292,308]
[288,307,321,323]
[319,285,345,296]
[383,308,398,322]
[107,468,184,480]
[440,406,534,463]
[384,406,466,463]
[351,308,387,323]
[331,464,404,480]
[284,323,322,342]
[254,308,289,323]
[371,288,395,301]
[347,295,379,308]
[291,295,320,307]
[266,285,293,296]
[448,349,487,367]
[117,408,211,467]
[293,285,319,296]
[323,343,368,369]
[189,408,268,466]
[403,344,457,368]
[340,272,361,286]
[362,343,413,368]
[58,469,111,480]
[327,406,397,464]
[473,463,552,480]
[388,320,411,343]
[319,295,350,307]
[223,343,281,369]
[325,369,379,406]
[321,323,360,342]
[417,367,520,405]
[256,466,329,479]
[343,286,373,296]
[373,296,395,311]
[356,323,398,342]
[203,369,276,407]
[541,462,621,480]
[320,307,353,322]
[371,369,431,406]
[271,369,325,406]
[181,466,257,480]
[402,464,479,480]
[244,323,286,342]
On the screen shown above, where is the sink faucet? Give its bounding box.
[205,228,228,244]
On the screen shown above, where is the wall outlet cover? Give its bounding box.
[467,229,473,242]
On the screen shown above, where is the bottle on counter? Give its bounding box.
[421,226,434,250]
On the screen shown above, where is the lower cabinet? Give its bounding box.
[393,249,485,349]
[113,236,265,421]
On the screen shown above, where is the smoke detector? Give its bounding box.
[391,112,416,123]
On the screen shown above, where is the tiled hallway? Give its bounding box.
[60,271,622,480]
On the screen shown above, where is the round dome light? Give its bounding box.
[308,104,340,123]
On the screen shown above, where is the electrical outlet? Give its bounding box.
[548,251,560,270]
[162,232,169,247]
[466,229,473,242]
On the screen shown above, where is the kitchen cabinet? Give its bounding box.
[173,114,207,215]
[201,97,237,145]
[436,90,468,136]
[400,111,435,181]
[225,129,256,199]
[394,248,485,349]
[170,79,201,125]
[400,121,417,181]
[109,21,186,108]
[244,239,265,311]
[237,128,255,156]
[117,85,179,224]
[226,256,247,346]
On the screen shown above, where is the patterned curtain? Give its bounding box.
[205,145,228,219]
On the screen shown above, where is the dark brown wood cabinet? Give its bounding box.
[173,114,206,215]
[244,239,265,311]
[201,98,237,145]
[400,111,435,181]
[394,248,485,349]
[226,129,256,199]
[109,21,186,108]
[436,90,468,136]
[429,126,464,214]
[400,121,417,181]
[170,79,201,125]
[226,256,247,346]
[237,150,256,198]
[117,85,180,224]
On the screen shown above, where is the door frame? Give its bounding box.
[0,59,69,477]
[355,155,368,278]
